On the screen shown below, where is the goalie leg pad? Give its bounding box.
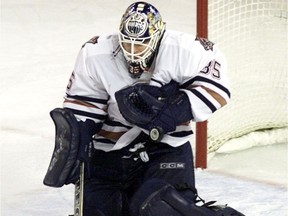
[130,179,245,216]
[43,108,79,187]
[129,179,204,216]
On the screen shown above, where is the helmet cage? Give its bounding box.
[119,30,162,68]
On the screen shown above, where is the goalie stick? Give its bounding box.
[69,162,85,216]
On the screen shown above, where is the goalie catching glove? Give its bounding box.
[115,80,193,141]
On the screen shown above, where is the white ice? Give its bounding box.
[1,0,287,215]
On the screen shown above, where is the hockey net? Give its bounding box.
[198,0,288,155]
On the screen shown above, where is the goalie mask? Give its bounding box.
[119,2,166,78]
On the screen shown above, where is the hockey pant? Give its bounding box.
[83,141,196,216]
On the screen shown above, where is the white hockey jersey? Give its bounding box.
[63,30,230,152]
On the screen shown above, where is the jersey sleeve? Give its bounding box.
[180,38,231,122]
[63,45,109,123]
[152,34,231,123]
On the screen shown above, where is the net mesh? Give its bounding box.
[206,0,288,152]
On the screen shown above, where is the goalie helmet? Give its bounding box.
[119,2,166,78]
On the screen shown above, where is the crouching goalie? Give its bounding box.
[44,2,245,216]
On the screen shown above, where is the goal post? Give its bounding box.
[195,0,288,168]
[195,0,208,169]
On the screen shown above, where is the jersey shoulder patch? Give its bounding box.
[82,36,99,48]
[195,36,214,51]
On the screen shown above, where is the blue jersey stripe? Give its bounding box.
[181,76,231,98]
[66,108,107,120]
[169,130,193,137]
[190,89,217,113]
[66,94,109,104]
